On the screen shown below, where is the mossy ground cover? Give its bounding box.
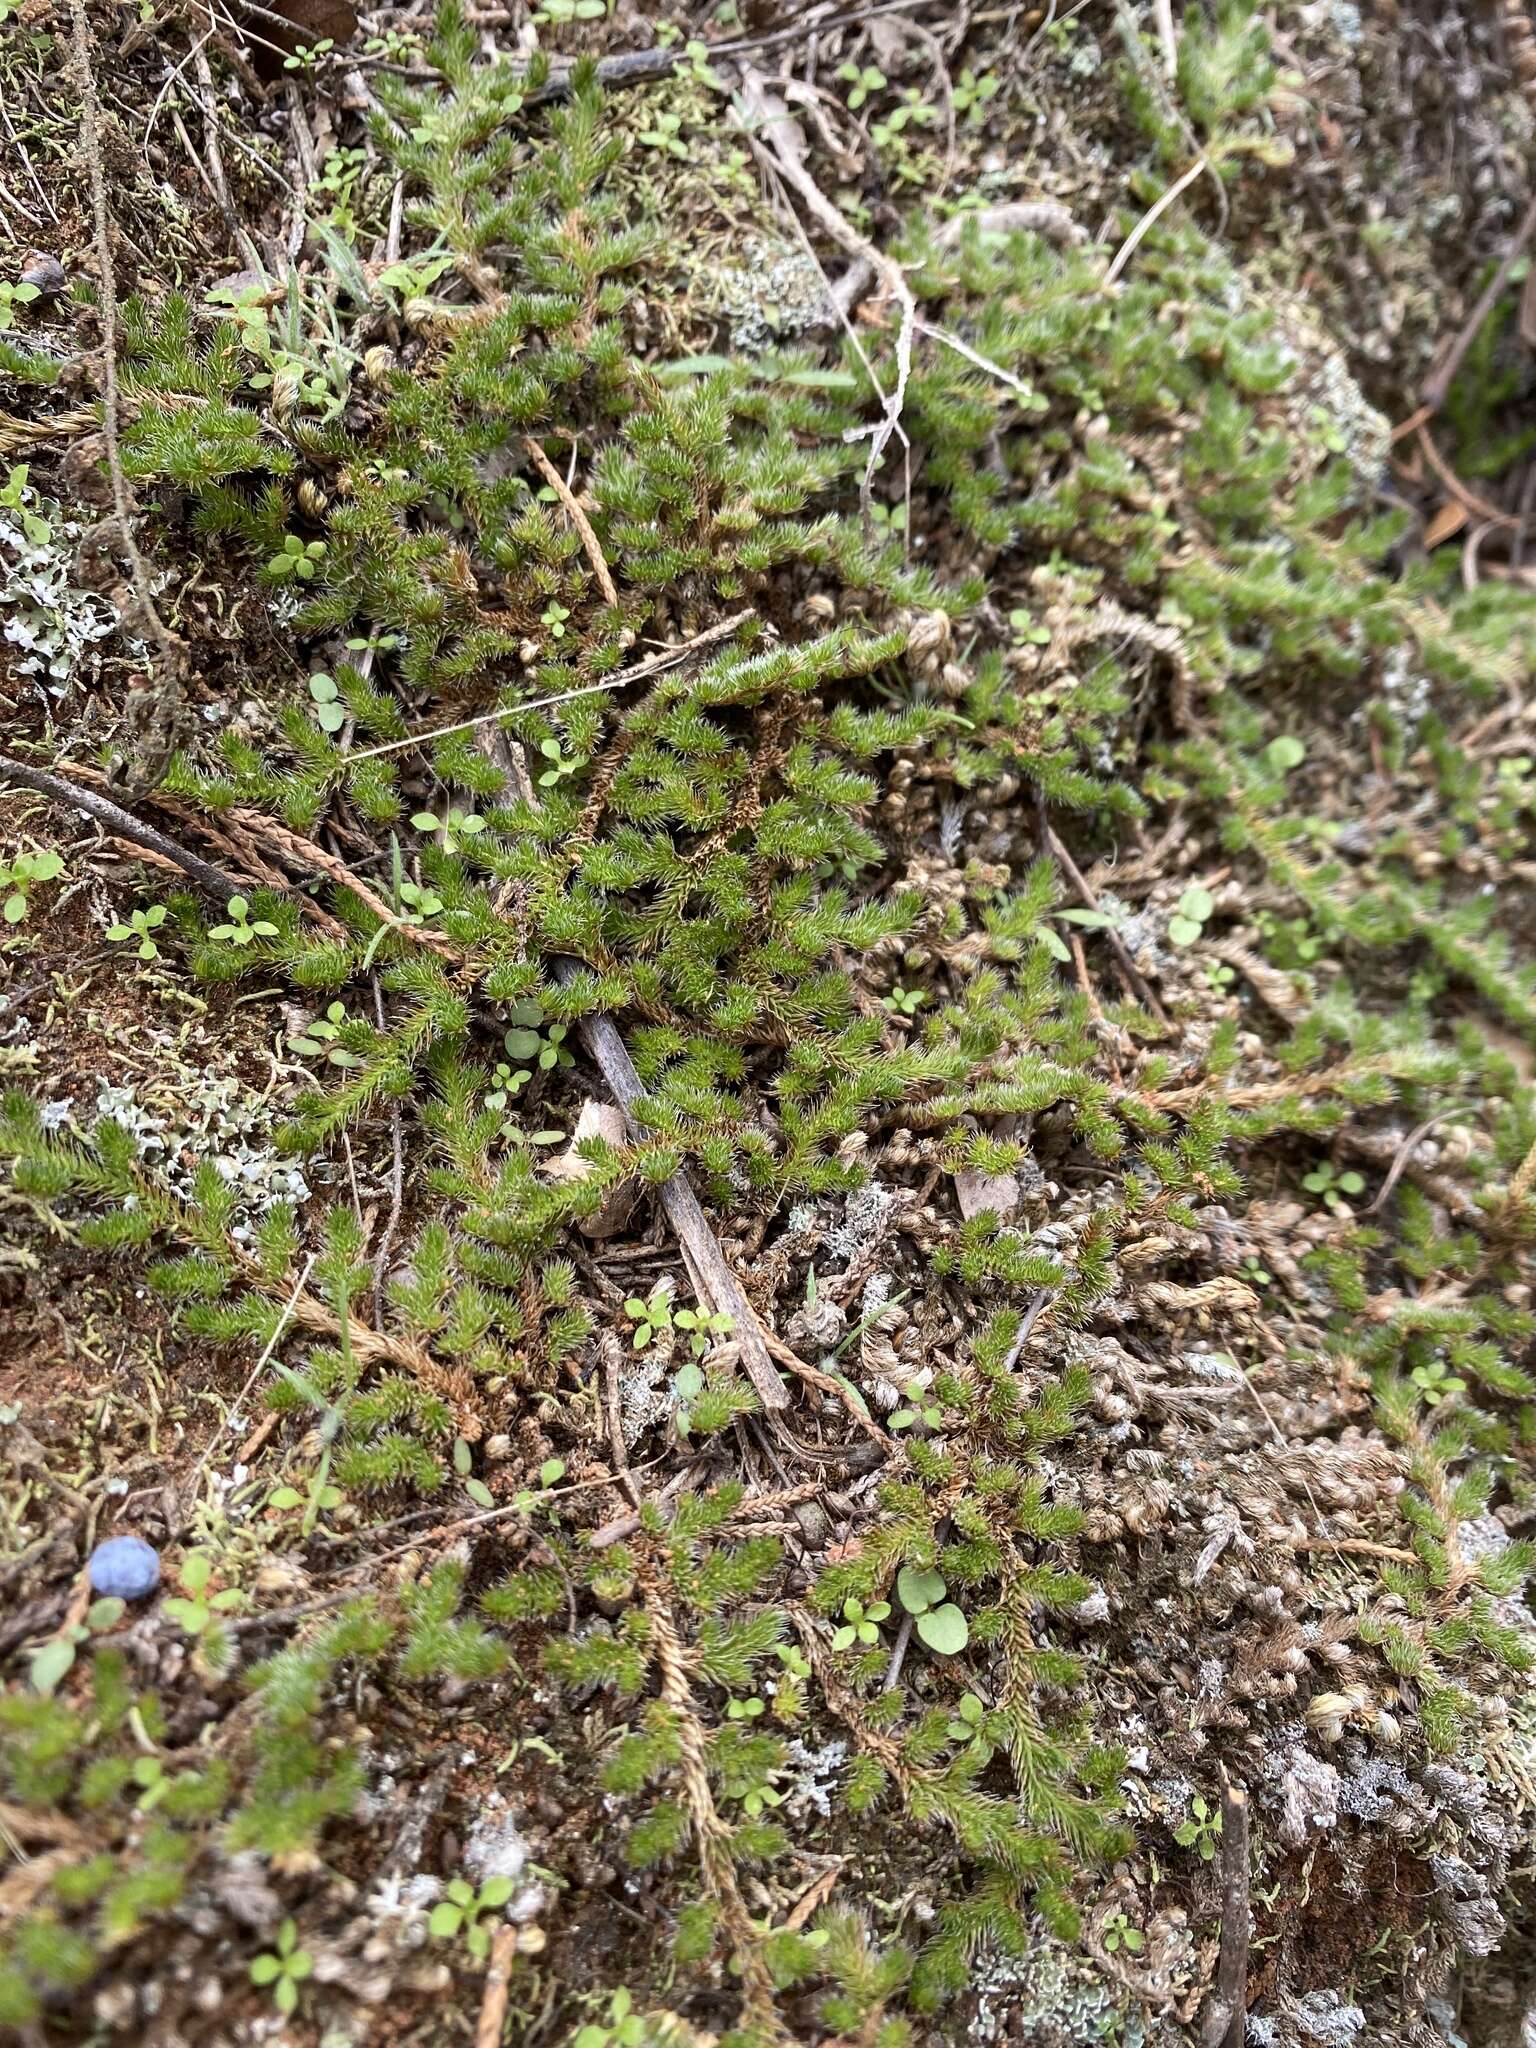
[2,2,1536,2042]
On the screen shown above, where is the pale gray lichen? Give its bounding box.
[825,1180,896,1266]
[1292,1989,1368,2044]
[96,1074,312,1239]
[703,238,833,353]
[1268,1740,1341,1848]
[0,484,118,694]
[778,1737,848,1818]
[968,1930,1145,2046]
[462,1806,530,1885]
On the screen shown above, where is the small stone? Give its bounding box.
[88,1535,160,1601]
[20,251,67,297]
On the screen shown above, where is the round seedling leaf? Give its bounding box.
[915,1603,969,1656]
[896,1565,946,1615]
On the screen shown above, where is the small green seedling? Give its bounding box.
[952,66,1001,120]
[107,904,167,960]
[268,534,327,581]
[1265,735,1306,775]
[163,1550,244,1636]
[831,1596,890,1651]
[0,283,40,334]
[537,737,589,786]
[397,878,444,921]
[1302,1161,1365,1214]
[1167,885,1215,948]
[503,999,570,1073]
[282,35,334,69]
[308,671,346,733]
[412,805,486,855]
[1411,1358,1467,1408]
[1,463,51,542]
[674,1306,733,1358]
[288,1000,362,1066]
[1173,1794,1222,1861]
[726,1694,765,1720]
[452,1433,495,1509]
[836,60,886,108]
[638,109,689,157]
[895,1565,969,1656]
[1008,606,1052,646]
[625,1284,673,1350]
[512,1456,567,1514]
[540,598,571,639]
[486,1058,532,1109]
[1,848,64,924]
[882,984,925,1016]
[574,1988,647,2048]
[945,1691,991,1757]
[250,1920,314,2014]
[889,1381,943,1432]
[209,896,279,947]
[28,1597,124,1694]
[430,1875,514,1961]
[1102,1909,1145,1955]
[266,1478,342,1518]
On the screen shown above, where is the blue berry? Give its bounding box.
[88,1535,161,1602]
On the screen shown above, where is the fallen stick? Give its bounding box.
[469,663,791,1416]
[474,1924,521,2048]
[0,754,245,902]
[1046,826,1170,1026]
[575,1007,788,1413]
[521,435,619,608]
[1200,1778,1250,2048]
[1422,191,1536,412]
[736,66,915,536]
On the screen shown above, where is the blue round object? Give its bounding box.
[88,1535,161,1602]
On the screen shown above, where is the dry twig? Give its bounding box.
[737,66,915,537]
[1199,1779,1250,2048]
[522,435,620,608]
[68,0,186,780]
[0,755,245,902]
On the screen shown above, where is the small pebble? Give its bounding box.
[88,1535,161,1602]
[20,252,67,298]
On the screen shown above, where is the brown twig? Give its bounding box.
[1359,1108,1474,1216]
[68,0,184,760]
[343,616,753,765]
[1422,192,1536,413]
[1414,424,1513,527]
[0,755,245,901]
[1200,1778,1250,2048]
[1285,1535,1420,1567]
[1104,156,1210,286]
[474,1924,521,2048]
[759,1328,894,1445]
[1046,827,1170,1025]
[737,66,914,538]
[573,1007,789,1413]
[372,977,407,1328]
[521,436,619,608]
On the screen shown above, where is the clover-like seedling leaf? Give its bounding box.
[896,1565,946,1615]
[915,1603,969,1656]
